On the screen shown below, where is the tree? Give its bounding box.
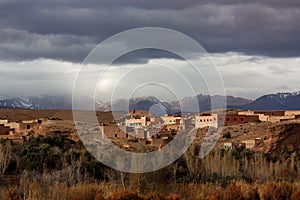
[0,140,12,177]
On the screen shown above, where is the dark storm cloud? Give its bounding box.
[0,0,300,62]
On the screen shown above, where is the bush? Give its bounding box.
[223,183,244,200]
[260,181,292,200]
[291,190,300,200]
[2,187,22,200]
[246,187,260,200]
[107,190,143,200]
[223,132,231,139]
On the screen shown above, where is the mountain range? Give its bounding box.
[0,92,300,113]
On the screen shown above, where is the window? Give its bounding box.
[115,134,117,138]
[241,118,244,121]
[234,118,237,121]
[226,118,230,121]
[126,134,128,138]
[200,119,202,122]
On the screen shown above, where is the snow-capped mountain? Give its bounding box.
[0,96,35,109]
[0,95,100,110]
[242,92,300,110]
[96,96,172,113]
[1,92,299,112]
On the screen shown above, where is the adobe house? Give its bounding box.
[100,122,128,139]
[195,113,259,128]
[0,124,10,135]
[254,110,285,116]
[223,114,259,126]
[285,110,300,116]
[238,110,300,122]
[161,114,182,125]
[195,113,218,128]
[125,118,143,128]
[241,138,261,149]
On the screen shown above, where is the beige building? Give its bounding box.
[125,116,152,128]
[238,110,300,123]
[241,138,261,149]
[284,110,300,116]
[161,115,182,125]
[195,114,218,128]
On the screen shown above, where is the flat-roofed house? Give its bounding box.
[195,114,218,128]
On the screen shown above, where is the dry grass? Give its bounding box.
[2,180,300,200]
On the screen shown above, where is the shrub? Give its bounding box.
[291,190,300,200]
[165,194,182,200]
[246,186,260,200]
[223,132,231,139]
[144,192,164,200]
[107,190,143,200]
[259,182,292,200]
[2,187,22,200]
[223,183,244,200]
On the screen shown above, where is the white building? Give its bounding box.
[125,116,147,128]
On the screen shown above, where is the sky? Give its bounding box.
[0,0,300,101]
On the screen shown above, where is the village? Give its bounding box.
[1,109,300,151]
[100,109,300,151]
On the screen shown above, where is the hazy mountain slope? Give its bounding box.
[242,92,300,110]
[2,92,300,112]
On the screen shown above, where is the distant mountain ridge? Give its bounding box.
[0,91,300,112]
[0,95,97,110]
[242,92,300,110]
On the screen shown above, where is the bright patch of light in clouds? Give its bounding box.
[0,53,299,100]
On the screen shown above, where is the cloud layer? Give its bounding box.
[1,54,299,99]
[1,0,300,62]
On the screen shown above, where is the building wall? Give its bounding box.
[242,140,256,149]
[223,114,259,126]
[195,114,218,128]
[268,115,296,123]
[238,110,255,115]
[161,115,182,125]
[254,110,285,116]
[135,128,149,139]
[125,116,149,127]
[0,124,10,135]
[285,110,300,116]
[101,123,127,139]
[164,124,180,132]
[7,122,21,132]
[224,142,233,150]
[0,120,8,124]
